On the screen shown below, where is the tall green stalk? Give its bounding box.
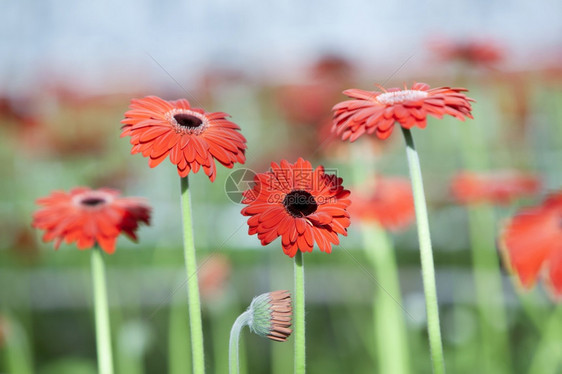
[294,251,306,374]
[2,313,33,374]
[456,102,512,372]
[519,292,548,332]
[362,223,410,374]
[91,248,114,374]
[180,176,205,374]
[466,205,511,373]
[527,307,562,374]
[349,137,410,371]
[168,292,191,374]
[401,127,445,374]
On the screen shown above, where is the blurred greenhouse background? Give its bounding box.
[2,0,562,373]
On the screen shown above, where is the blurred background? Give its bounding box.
[1,0,562,373]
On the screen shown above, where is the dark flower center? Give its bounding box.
[283,190,318,217]
[174,113,203,129]
[80,197,106,206]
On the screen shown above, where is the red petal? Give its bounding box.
[501,207,560,288]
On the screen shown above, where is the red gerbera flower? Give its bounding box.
[311,54,353,81]
[451,170,540,205]
[121,96,246,181]
[429,38,504,67]
[241,158,351,257]
[277,84,336,126]
[198,254,232,302]
[32,187,151,254]
[332,82,474,141]
[351,176,415,231]
[499,191,562,297]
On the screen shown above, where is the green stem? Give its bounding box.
[362,223,410,374]
[401,127,445,374]
[455,85,511,372]
[2,312,33,374]
[467,205,511,373]
[180,176,205,374]
[527,307,562,374]
[294,250,306,374]
[519,292,548,332]
[168,292,191,374]
[91,248,114,374]
[238,327,249,374]
[229,311,251,374]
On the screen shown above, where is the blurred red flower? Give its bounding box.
[500,191,562,298]
[430,38,504,67]
[351,176,415,231]
[32,187,151,254]
[451,170,540,205]
[198,254,232,302]
[276,54,353,128]
[121,96,246,181]
[276,84,336,127]
[332,82,474,141]
[241,158,351,257]
[311,54,353,81]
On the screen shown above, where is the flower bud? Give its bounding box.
[248,290,292,342]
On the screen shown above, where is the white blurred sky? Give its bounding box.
[1,0,561,94]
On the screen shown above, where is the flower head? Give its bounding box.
[311,54,353,81]
[430,38,504,67]
[198,254,232,302]
[451,170,540,205]
[332,82,474,141]
[248,290,292,342]
[351,176,415,231]
[277,84,337,127]
[121,96,246,181]
[241,158,351,257]
[32,187,151,254]
[499,191,562,298]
